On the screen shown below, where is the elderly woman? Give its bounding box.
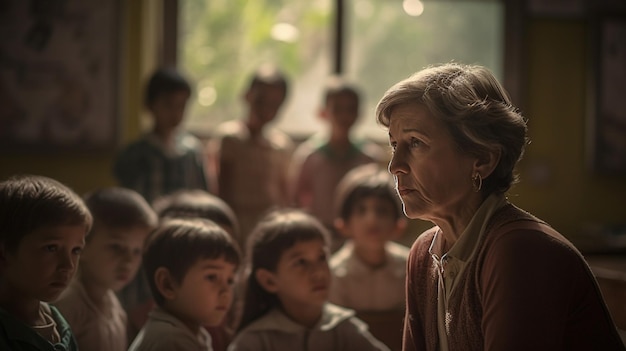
[377,63,624,351]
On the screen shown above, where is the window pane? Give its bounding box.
[179,0,333,138]
[346,0,504,141]
[179,0,504,141]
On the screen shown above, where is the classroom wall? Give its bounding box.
[0,1,160,195]
[1,5,624,249]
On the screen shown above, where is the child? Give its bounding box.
[154,189,239,237]
[146,189,241,351]
[209,65,293,249]
[53,187,158,351]
[329,164,408,311]
[229,209,389,351]
[0,175,92,351]
[114,67,210,204]
[289,78,384,250]
[129,218,240,351]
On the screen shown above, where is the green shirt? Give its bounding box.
[0,304,78,351]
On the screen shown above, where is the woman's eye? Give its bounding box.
[410,138,422,148]
[44,245,58,252]
[206,274,218,282]
[72,247,83,255]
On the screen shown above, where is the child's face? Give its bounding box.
[245,84,286,131]
[79,226,151,292]
[168,256,237,327]
[150,90,190,132]
[264,239,330,312]
[324,93,359,133]
[343,196,401,249]
[1,224,85,303]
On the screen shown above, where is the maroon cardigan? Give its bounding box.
[403,203,625,351]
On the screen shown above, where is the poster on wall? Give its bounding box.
[0,0,119,151]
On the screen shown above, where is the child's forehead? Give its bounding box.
[191,256,238,271]
[281,239,327,258]
[24,224,87,242]
[92,225,151,240]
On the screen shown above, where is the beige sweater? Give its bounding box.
[403,203,625,351]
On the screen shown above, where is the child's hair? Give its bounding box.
[334,163,403,221]
[238,209,330,331]
[323,76,360,106]
[144,67,192,107]
[143,218,240,306]
[84,187,158,238]
[247,64,288,97]
[152,189,239,235]
[0,175,92,253]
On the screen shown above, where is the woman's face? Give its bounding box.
[387,102,477,222]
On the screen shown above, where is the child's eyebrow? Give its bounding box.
[200,262,228,270]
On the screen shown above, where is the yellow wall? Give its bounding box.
[512,19,626,248]
[1,10,624,246]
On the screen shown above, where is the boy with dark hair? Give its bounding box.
[329,164,409,311]
[54,187,158,351]
[114,67,209,204]
[139,189,241,351]
[129,218,240,351]
[289,78,384,251]
[154,189,239,237]
[0,175,92,351]
[209,64,293,249]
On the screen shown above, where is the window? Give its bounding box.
[179,0,504,142]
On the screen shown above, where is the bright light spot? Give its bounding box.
[403,0,424,17]
[198,86,217,106]
[271,22,300,43]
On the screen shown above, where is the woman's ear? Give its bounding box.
[255,268,279,293]
[155,267,178,301]
[474,147,501,179]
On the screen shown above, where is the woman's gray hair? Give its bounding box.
[376,63,528,195]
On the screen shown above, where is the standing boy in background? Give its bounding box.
[0,175,92,351]
[54,187,158,350]
[114,67,210,204]
[289,79,384,251]
[329,164,408,311]
[209,65,293,249]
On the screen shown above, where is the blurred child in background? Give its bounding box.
[289,78,383,251]
[229,209,388,351]
[0,175,92,351]
[114,67,210,204]
[54,187,157,350]
[129,218,240,351]
[329,164,408,311]
[209,65,293,250]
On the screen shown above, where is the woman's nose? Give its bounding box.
[388,147,408,175]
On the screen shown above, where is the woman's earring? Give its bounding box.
[472,173,483,192]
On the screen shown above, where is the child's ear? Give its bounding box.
[255,268,279,293]
[154,267,178,300]
[392,218,408,241]
[334,218,352,238]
